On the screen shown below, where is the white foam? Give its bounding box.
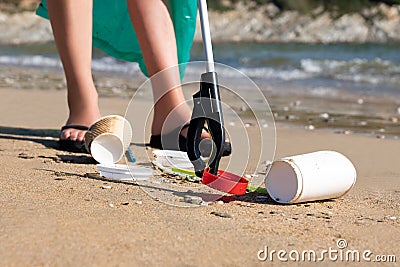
[0,55,61,68]
[0,55,140,74]
[185,64,311,81]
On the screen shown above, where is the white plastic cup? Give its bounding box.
[265,150,356,204]
[85,115,132,164]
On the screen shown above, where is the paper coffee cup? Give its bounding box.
[85,115,132,164]
[265,150,356,204]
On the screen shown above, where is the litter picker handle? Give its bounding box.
[187,0,225,177]
[198,0,215,72]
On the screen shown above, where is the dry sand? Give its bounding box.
[0,88,399,266]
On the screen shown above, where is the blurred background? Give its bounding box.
[0,0,399,138]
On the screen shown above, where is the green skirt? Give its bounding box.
[36,0,197,78]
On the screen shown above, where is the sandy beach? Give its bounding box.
[0,88,399,266]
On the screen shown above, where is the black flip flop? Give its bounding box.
[59,125,89,153]
[148,124,231,157]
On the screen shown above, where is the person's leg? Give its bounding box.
[47,0,101,142]
[127,0,198,137]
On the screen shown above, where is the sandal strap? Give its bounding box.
[182,123,209,133]
[61,125,90,131]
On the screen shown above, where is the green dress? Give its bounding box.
[36,0,197,78]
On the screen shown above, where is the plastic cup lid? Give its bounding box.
[97,164,154,178]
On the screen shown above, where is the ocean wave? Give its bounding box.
[238,67,311,80]
[0,55,61,68]
[300,58,400,85]
[91,57,140,73]
[0,55,140,73]
[2,54,400,87]
[185,63,312,81]
[187,57,400,86]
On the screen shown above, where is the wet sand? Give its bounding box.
[2,64,399,140]
[0,88,399,266]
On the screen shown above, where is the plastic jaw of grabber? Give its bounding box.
[186,71,225,177]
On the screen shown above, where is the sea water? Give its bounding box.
[0,42,399,138]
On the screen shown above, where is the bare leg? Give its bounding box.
[127,0,202,137]
[47,0,101,142]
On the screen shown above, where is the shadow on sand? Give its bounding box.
[0,125,59,148]
[0,125,96,164]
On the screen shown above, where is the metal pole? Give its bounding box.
[198,0,215,73]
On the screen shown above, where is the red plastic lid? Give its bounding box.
[202,169,248,195]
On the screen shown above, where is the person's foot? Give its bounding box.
[149,89,230,154]
[150,103,231,156]
[151,101,210,139]
[60,106,101,142]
